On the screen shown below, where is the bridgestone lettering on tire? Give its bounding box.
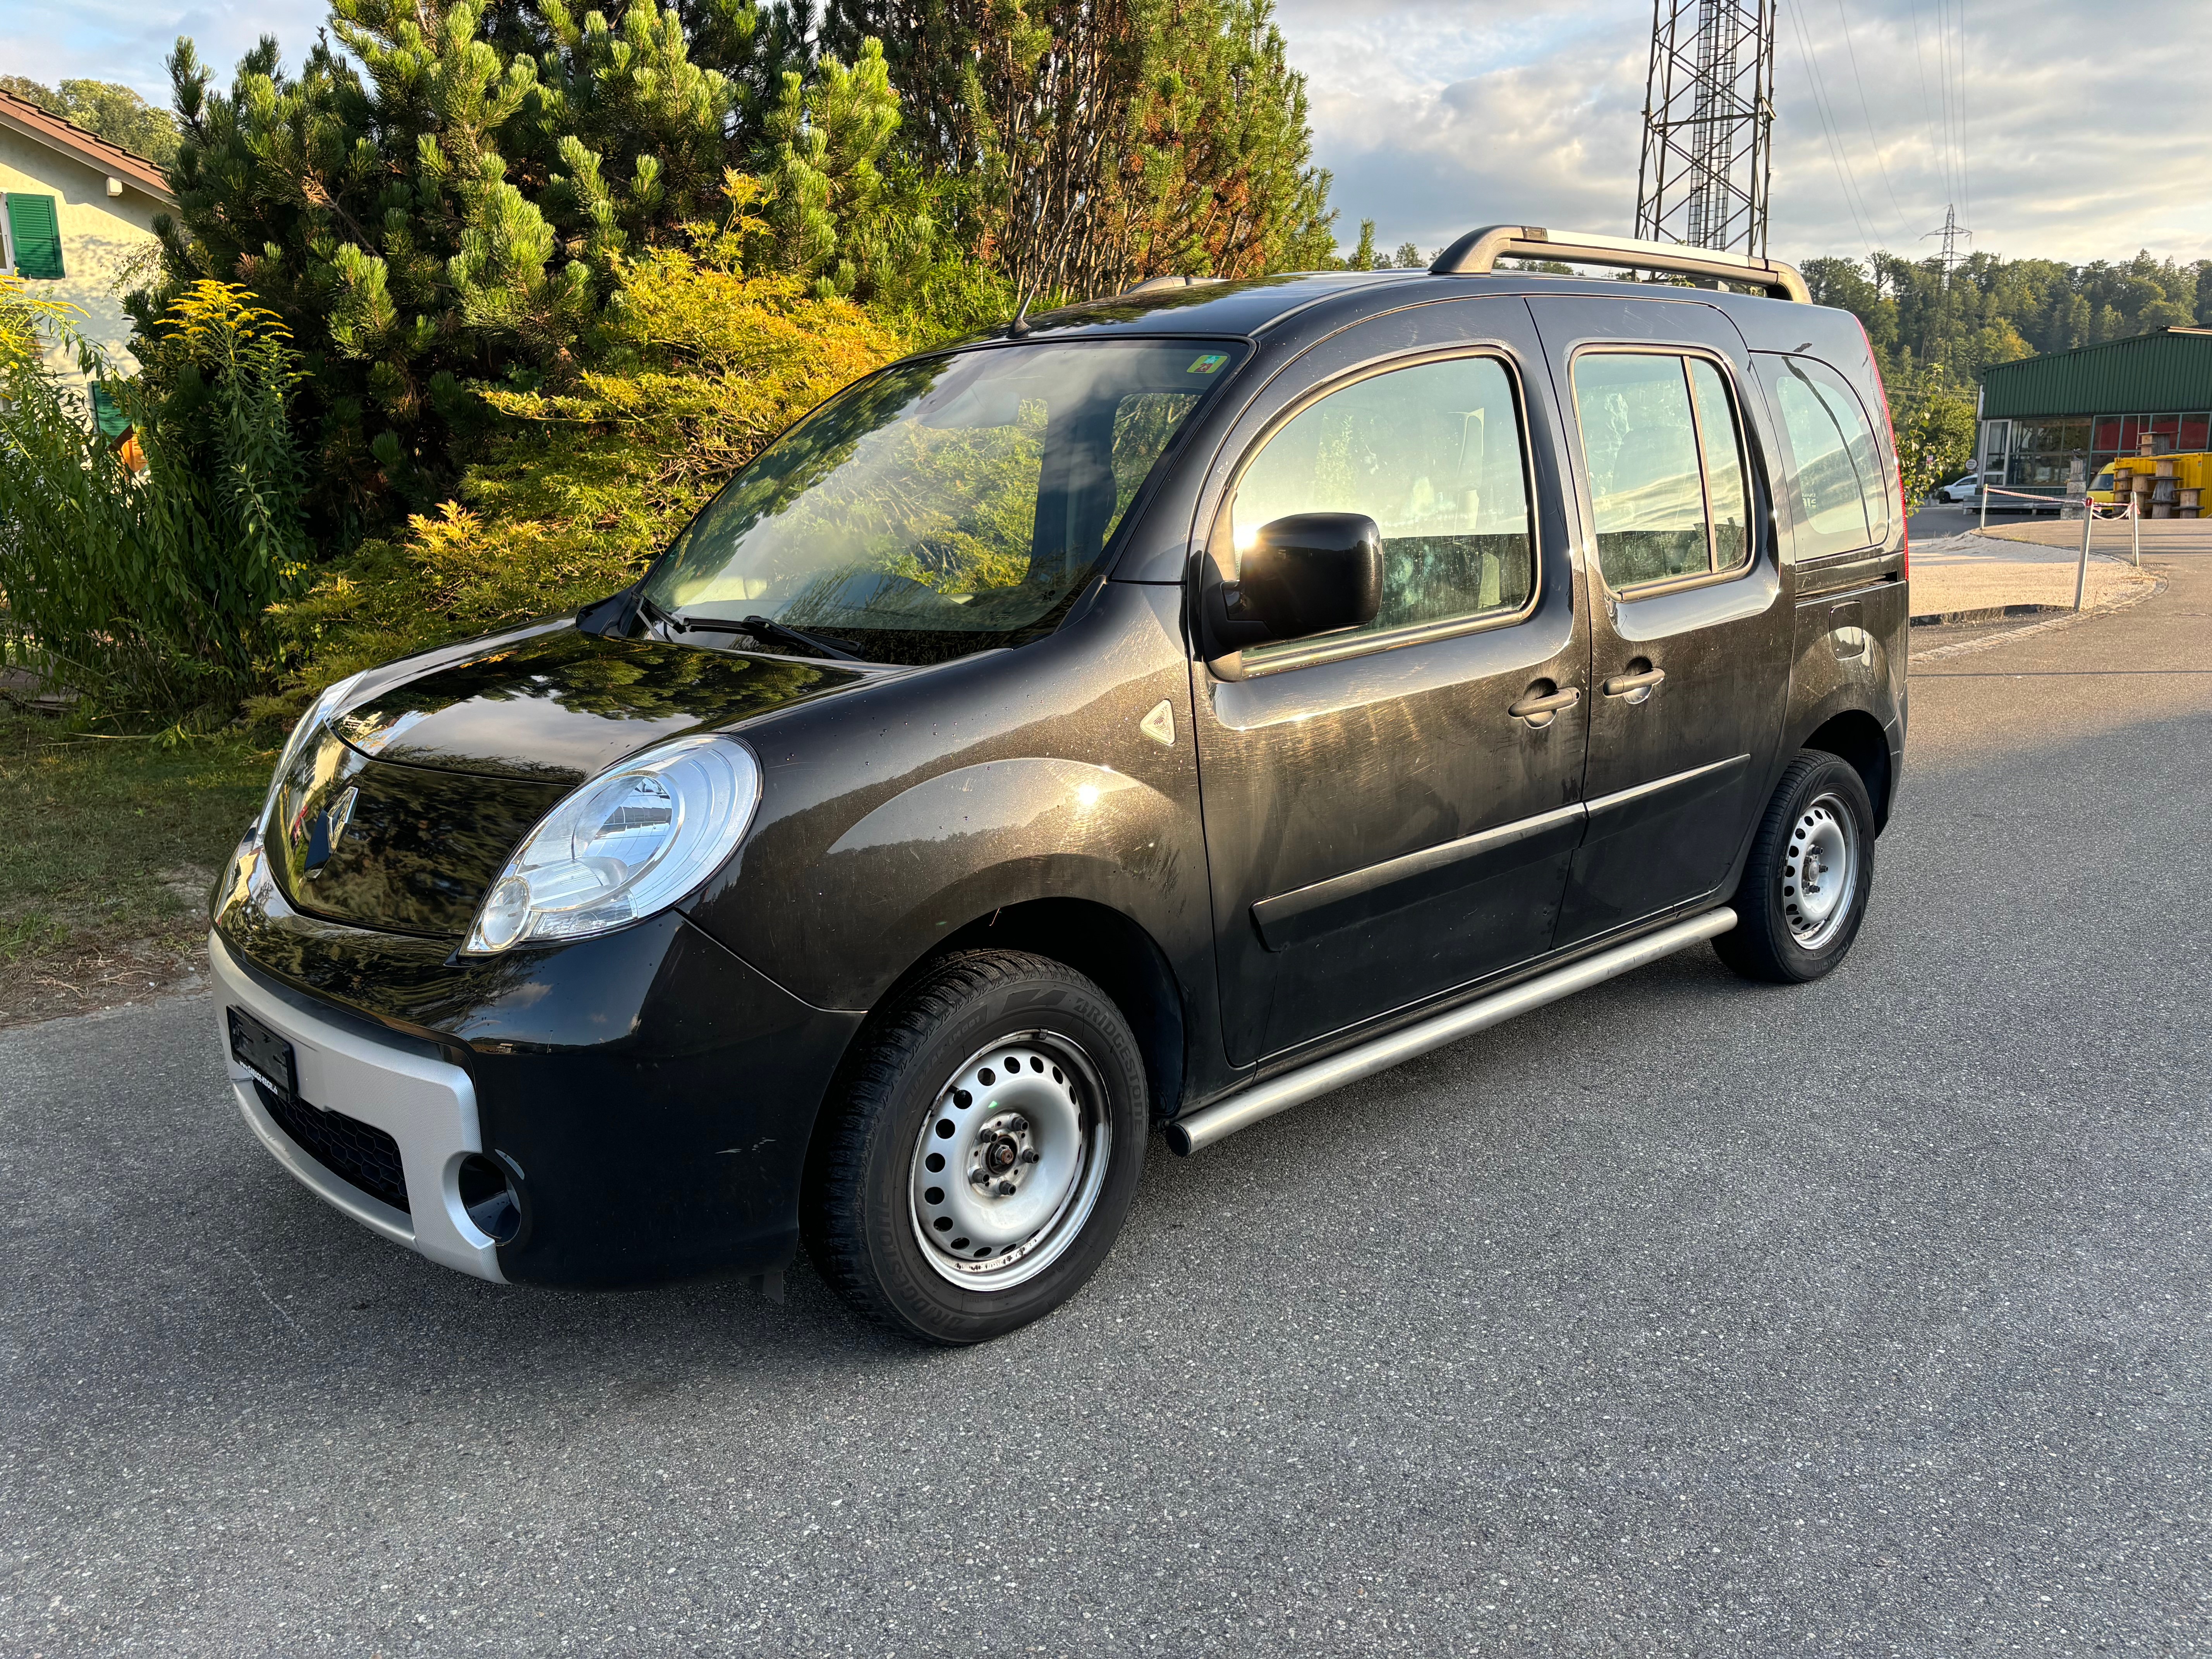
[1715,749,1876,984]
[802,951,1147,1345]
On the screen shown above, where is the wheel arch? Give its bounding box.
[934,900,1186,1122]
[802,898,1188,1204]
[1796,706,1894,831]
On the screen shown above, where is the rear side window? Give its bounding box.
[1230,354,1535,651]
[1569,351,1753,591]
[1764,354,1889,558]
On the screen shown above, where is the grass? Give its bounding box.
[0,704,271,1021]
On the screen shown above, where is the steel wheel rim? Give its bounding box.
[907,1031,1112,1293]
[1780,790,1858,950]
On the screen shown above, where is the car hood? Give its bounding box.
[330,623,867,785]
[269,624,866,936]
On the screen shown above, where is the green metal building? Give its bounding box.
[1978,327,2212,502]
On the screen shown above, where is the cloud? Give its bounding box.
[10,0,2206,269]
[0,0,328,104]
[1281,0,2212,268]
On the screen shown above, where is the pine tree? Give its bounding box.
[137,0,911,538]
[821,0,1335,301]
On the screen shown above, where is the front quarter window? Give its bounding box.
[642,340,1244,664]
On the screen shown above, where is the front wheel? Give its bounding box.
[802,951,1147,1344]
[1714,750,1876,984]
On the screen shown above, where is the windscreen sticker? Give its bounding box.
[1187,352,1230,375]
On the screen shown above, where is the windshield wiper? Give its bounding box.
[733,615,865,661]
[644,598,864,662]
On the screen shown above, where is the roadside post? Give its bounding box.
[2075,497,2092,610]
[2131,498,2142,568]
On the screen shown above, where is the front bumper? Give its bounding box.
[211,837,867,1289]
[213,933,505,1280]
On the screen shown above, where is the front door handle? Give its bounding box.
[1508,683,1581,727]
[1602,665,1666,700]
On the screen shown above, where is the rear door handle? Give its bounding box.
[1508,684,1581,726]
[1602,666,1666,699]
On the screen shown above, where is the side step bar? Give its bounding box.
[1165,907,1738,1155]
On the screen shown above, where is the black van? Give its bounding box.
[213,227,1907,1344]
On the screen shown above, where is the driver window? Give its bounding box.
[1229,355,1535,651]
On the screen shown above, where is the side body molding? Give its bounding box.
[1580,752,1751,842]
[1243,757,1746,958]
[1251,802,1588,953]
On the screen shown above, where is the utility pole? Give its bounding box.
[1925,203,1972,289]
[1635,0,1779,256]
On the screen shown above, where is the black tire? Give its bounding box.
[1714,750,1877,984]
[802,950,1147,1345]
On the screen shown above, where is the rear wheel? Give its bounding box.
[803,951,1147,1344]
[1714,750,1876,984]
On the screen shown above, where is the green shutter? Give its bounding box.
[5,193,65,280]
[89,383,131,440]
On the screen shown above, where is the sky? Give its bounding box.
[10,0,2209,271]
[1274,0,2212,269]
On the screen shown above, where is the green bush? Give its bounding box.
[1887,363,1979,507]
[0,279,310,721]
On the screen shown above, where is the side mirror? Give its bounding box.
[1207,512,1383,655]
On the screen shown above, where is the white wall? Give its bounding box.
[0,125,167,382]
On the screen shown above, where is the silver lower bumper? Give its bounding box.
[210,933,505,1281]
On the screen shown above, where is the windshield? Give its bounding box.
[641,339,1247,663]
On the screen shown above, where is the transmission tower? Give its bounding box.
[1634,0,1779,257]
[1925,204,1972,289]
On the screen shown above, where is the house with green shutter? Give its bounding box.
[0,86,176,395]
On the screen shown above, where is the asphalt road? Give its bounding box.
[1903,498,2049,543]
[8,565,2212,1656]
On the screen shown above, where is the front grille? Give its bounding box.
[254,1081,411,1215]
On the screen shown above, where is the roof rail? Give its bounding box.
[1429,225,1810,304]
[1120,274,1228,297]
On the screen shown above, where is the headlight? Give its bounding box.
[257,670,365,836]
[464,735,762,955]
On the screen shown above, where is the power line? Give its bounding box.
[1906,2,1951,210]
[1780,0,1882,266]
[1934,0,1967,232]
[1786,0,1883,256]
[1955,0,1971,223]
[1832,0,1918,246]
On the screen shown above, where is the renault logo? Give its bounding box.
[299,786,358,878]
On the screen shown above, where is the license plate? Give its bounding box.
[227,1005,299,1102]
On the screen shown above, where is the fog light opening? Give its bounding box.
[457,1153,522,1245]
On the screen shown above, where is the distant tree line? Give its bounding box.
[1803,249,2212,387]
[0,76,183,165]
[1803,249,2212,501]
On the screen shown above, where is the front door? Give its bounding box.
[1528,297,1791,946]
[1190,300,1591,1065]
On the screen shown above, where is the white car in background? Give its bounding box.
[1936,472,1986,503]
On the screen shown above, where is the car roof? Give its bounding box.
[953,268,1838,350]
[969,271,1422,341]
